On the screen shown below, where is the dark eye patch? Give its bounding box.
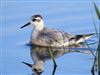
[32,19,41,22]
[32,19,36,21]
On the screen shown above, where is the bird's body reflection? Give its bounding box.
[30,44,89,61]
[22,43,91,75]
[31,45,65,61]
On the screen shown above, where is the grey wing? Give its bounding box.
[36,28,74,47]
[31,28,93,47]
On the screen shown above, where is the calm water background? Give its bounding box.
[1,0,100,75]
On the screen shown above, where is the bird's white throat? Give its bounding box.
[32,20,45,38]
[34,23,44,31]
[31,19,45,31]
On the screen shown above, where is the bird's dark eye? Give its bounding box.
[32,19,41,22]
[34,68,38,72]
[32,19,36,22]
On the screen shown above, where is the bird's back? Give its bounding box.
[30,28,74,47]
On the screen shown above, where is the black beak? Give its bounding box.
[22,61,32,68]
[20,22,30,29]
[37,71,43,75]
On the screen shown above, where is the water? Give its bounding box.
[1,0,100,75]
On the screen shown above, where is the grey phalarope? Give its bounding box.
[21,14,94,75]
[21,14,94,47]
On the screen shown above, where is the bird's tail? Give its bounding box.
[75,33,95,44]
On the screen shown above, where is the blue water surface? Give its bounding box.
[1,0,100,75]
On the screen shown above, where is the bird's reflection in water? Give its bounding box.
[23,43,92,75]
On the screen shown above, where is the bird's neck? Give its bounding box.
[32,23,45,39]
[34,23,45,31]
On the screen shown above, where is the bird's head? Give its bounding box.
[22,61,44,75]
[21,14,44,31]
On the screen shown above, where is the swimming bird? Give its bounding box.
[21,14,94,47]
[21,14,94,74]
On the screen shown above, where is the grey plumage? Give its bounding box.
[30,28,94,47]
